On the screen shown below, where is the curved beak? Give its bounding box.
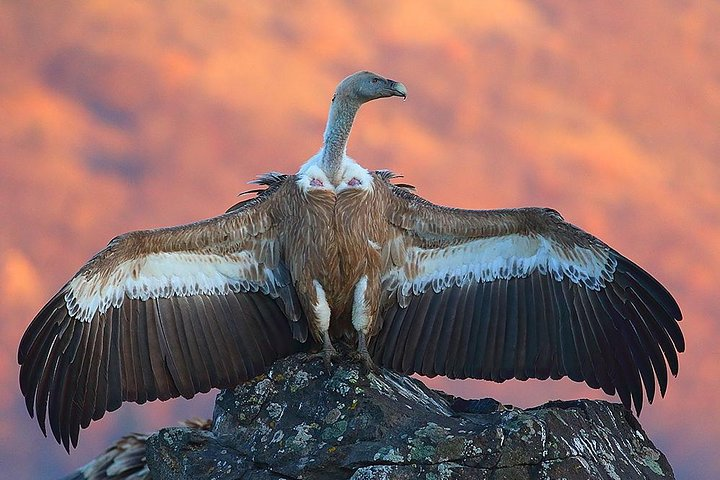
[388,80,407,99]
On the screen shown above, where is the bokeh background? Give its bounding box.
[2,1,718,478]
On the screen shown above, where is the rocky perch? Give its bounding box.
[65,353,674,480]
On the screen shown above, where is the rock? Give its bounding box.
[141,353,674,480]
[60,419,211,480]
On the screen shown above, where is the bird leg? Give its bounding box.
[350,275,380,374]
[353,331,380,374]
[304,280,339,369]
[306,330,340,369]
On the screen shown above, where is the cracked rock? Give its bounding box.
[64,354,676,479]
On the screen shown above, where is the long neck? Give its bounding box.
[320,96,360,183]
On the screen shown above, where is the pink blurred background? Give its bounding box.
[1,2,718,478]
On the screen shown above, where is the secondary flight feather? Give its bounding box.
[18,71,684,451]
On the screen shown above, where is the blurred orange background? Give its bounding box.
[1,1,718,478]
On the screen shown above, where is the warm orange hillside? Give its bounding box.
[1,2,718,478]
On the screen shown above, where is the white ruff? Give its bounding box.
[312,280,332,331]
[296,162,334,192]
[65,251,279,322]
[296,152,373,193]
[351,275,370,333]
[385,234,616,307]
[336,161,374,193]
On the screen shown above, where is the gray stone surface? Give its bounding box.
[143,354,674,480]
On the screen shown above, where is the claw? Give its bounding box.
[354,332,380,375]
[351,349,380,375]
[305,331,340,370]
[306,344,340,370]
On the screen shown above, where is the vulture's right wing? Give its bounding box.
[18,174,307,450]
[371,176,683,415]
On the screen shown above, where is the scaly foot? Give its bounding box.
[305,332,340,370]
[351,348,380,375]
[306,345,341,369]
[353,332,381,374]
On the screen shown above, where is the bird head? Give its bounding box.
[333,71,407,105]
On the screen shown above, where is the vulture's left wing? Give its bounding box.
[18,174,307,450]
[370,178,684,414]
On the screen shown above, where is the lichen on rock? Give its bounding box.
[69,353,676,479]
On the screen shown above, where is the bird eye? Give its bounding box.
[371,77,380,83]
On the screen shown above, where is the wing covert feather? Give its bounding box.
[18,175,308,450]
[371,178,683,414]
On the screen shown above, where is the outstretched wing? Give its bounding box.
[18,174,308,450]
[370,177,684,414]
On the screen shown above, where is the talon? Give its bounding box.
[352,350,380,375]
[305,332,340,370]
[354,332,380,374]
[305,346,340,367]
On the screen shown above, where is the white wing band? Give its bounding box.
[387,234,616,307]
[65,252,280,322]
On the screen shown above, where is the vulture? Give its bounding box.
[18,71,684,451]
